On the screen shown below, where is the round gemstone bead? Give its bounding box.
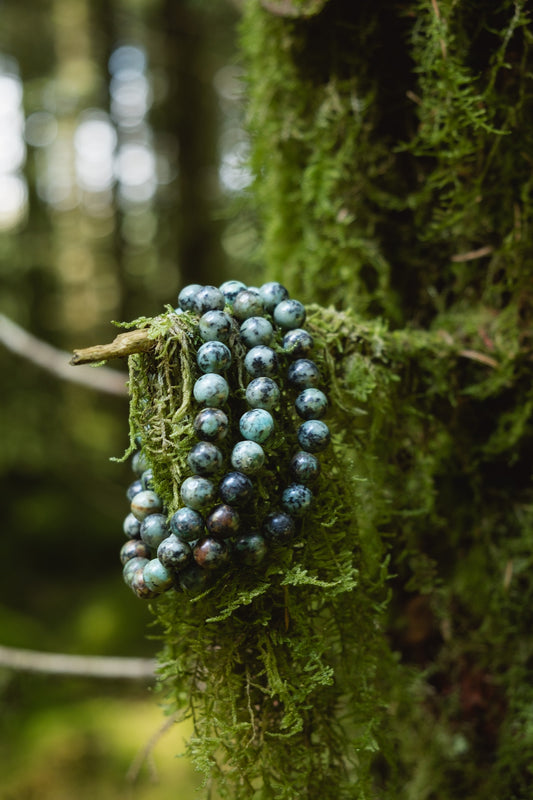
[130,566,159,599]
[233,290,265,321]
[187,442,223,475]
[178,563,210,594]
[240,316,274,348]
[234,533,267,565]
[140,513,170,549]
[157,534,192,570]
[141,468,155,490]
[143,558,173,591]
[297,419,331,453]
[273,299,306,330]
[295,387,328,419]
[131,490,164,521]
[197,340,232,373]
[131,450,150,476]
[123,556,150,585]
[244,345,279,378]
[231,440,265,474]
[170,506,205,541]
[290,451,321,483]
[282,328,314,357]
[120,538,151,565]
[194,285,225,313]
[219,279,247,305]
[245,377,280,411]
[239,408,274,443]
[287,358,320,389]
[193,536,230,570]
[206,504,240,539]
[123,512,142,539]
[262,511,296,544]
[193,374,229,407]
[199,310,233,343]
[178,283,203,311]
[281,483,313,516]
[193,407,229,442]
[219,471,254,506]
[180,476,216,510]
[126,479,143,501]
[259,281,289,312]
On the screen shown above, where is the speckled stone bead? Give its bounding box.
[143,558,173,591]
[282,328,314,357]
[193,374,229,407]
[169,506,205,542]
[262,511,296,544]
[297,419,331,453]
[240,316,273,348]
[234,533,267,565]
[259,281,289,313]
[219,279,247,306]
[141,468,155,490]
[197,340,232,373]
[206,504,240,538]
[287,358,320,389]
[178,283,203,311]
[245,377,280,411]
[239,408,274,443]
[123,556,150,585]
[244,345,279,378]
[290,451,321,483]
[193,407,229,442]
[157,534,192,570]
[199,310,233,343]
[123,512,142,539]
[281,484,313,516]
[194,285,225,313]
[140,513,170,549]
[120,538,151,565]
[231,440,265,474]
[126,479,143,501]
[180,475,216,510]
[132,450,150,476]
[130,566,158,599]
[187,442,223,475]
[131,490,164,521]
[233,289,265,321]
[295,388,328,419]
[273,298,306,330]
[178,563,210,594]
[193,536,230,570]
[219,471,254,506]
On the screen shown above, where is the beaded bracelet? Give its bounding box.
[120,281,331,599]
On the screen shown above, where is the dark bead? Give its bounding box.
[194,285,225,313]
[141,468,155,490]
[297,420,331,453]
[123,512,142,539]
[219,471,254,506]
[157,534,192,570]
[294,388,328,419]
[130,566,159,599]
[206,504,240,539]
[262,511,295,544]
[290,451,321,483]
[123,556,149,585]
[193,407,229,442]
[281,484,313,517]
[287,359,320,389]
[120,539,151,565]
[140,513,170,549]
[187,442,223,475]
[282,328,314,357]
[169,506,205,542]
[178,283,203,311]
[193,536,230,570]
[178,563,211,594]
[126,479,143,501]
[234,532,267,565]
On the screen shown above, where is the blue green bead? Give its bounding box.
[273,299,306,330]
[180,476,216,509]
[157,535,192,570]
[297,420,331,453]
[178,563,210,594]
[187,442,223,475]
[143,558,173,591]
[169,506,205,541]
[290,451,320,483]
[131,490,164,521]
[234,533,267,565]
[193,374,229,407]
[245,377,280,410]
[131,450,150,476]
[141,468,155,490]
[178,283,203,311]
[239,408,274,443]
[287,358,320,389]
[281,483,313,516]
[262,511,295,544]
[259,281,289,312]
[193,407,229,442]
[194,285,225,313]
[282,328,314,357]
[233,289,265,320]
[193,536,230,570]
[219,279,247,305]
[126,479,143,501]
[219,471,254,506]
[129,566,158,599]
[199,310,233,343]
[231,440,265,474]
[244,345,278,377]
[123,512,142,539]
[197,340,232,373]
[140,513,170,549]
[295,388,328,419]
[240,316,273,348]
[123,556,149,585]
[206,504,240,539]
[120,538,151,565]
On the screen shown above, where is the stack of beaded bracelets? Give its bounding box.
[120,280,331,599]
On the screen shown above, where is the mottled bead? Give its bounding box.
[180,476,216,510]
[187,442,223,475]
[244,345,279,378]
[234,533,267,566]
[193,407,229,442]
[219,471,254,506]
[169,506,205,542]
[126,479,143,502]
[193,374,229,407]
[194,285,225,313]
[130,566,159,599]
[131,450,150,476]
[178,283,203,311]
[143,558,173,591]
[282,328,314,357]
[295,387,328,419]
[206,504,240,539]
[233,289,265,321]
[123,512,141,539]
[231,440,265,474]
[240,316,273,348]
[290,451,321,483]
[245,377,280,411]
[199,310,233,343]
[157,534,192,570]
[273,298,306,330]
[219,279,247,305]
[120,538,151,565]
[131,490,164,521]
[239,408,274,444]
[193,536,230,570]
[197,340,232,373]
[141,468,155,490]
[259,281,289,313]
[123,556,149,585]
[140,513,170,549]
[178,563,210,594]
[262,511,296,544]
[297,420,331,453]
[281,484,313,516]
[287,358,320,389]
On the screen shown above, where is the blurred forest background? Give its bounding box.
[0,0,247,797]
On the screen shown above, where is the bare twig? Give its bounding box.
[126,712,180,784]
[458,349,499,369]
[451,245,494,263]
[70,328,153,366]
[0,644,156,680]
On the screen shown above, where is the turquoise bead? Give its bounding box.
[245,377,280,410]
[131,450,149,476]
[143,558,173,591]
[187,442,223,475]
[206,504,240,538]
[157,534,192,570]
[170,506,205,541]
[123,512,141,539]
[120,538,151,565]
[259,281,289,312]
[297,419,331,453]
[231,440,265,474]
[287,358,320,388]
[193,407,229,441]
[244,345,278,377]
[193,374,229,407]
[180,476,216,509]
[240,316,273,347]
[131,490,164,521]
[233,289,265,320]
[194,285,225,313]
[282,328,314,357]
[219,279,247,305]
[290,451,320,483]
[140,513,170,549]
[199,310,233,343]
[234,533,267,565]
[178,283,203,311]
[273,299,306,330]
[193,536,230,570]
[197,340,232,373]
[239,408,274,443]
[295,387,328,419]
[281,483,313,516]
[126,479,143,501]
[262,511,295,544]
